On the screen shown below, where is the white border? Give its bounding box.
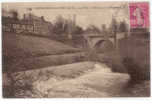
[0,0,151,2]
[0,0,151,100]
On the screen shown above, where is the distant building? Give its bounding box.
[2,11,53,36]
[2,11,34,33]
[2,9,13,18]
[23,13,53,36]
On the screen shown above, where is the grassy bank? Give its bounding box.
[3,33,81,58]
[3,33,83,72]
[3,52,85,72]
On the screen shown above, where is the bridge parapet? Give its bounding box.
[83,32,127,49]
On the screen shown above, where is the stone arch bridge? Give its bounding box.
[83,33,126,50]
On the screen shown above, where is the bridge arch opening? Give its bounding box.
[94,40,114,53]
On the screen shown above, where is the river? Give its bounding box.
[31,62,150,97]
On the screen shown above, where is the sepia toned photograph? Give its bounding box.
[2,2,150,98]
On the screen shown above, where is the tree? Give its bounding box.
[109,17,118,33]
[101,24,109,38]
[10,9,18,20]
[101,24,106,31]
[109,17,119,48]
[85,25,101,34]
[119,20,129,32]
[73,25,84,35]
[53,15,84,37]
[52,15,68,35]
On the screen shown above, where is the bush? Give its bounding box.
[101,51,127,73]
[122,57,150,82]
[84,49,127,73]
[3,72,38,98]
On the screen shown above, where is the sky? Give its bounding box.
[2,2,130,29]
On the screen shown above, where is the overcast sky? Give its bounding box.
[2,2,130,29]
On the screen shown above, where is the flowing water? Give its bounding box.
[32,62,150,97]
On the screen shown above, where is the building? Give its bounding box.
[2,11,53,36]
[23,13,53,36]
[2,9,13,18]
[2,12,34,34]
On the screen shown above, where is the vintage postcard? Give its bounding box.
[2,2,150,98]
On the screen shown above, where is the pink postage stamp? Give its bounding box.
[129,2,149,28]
